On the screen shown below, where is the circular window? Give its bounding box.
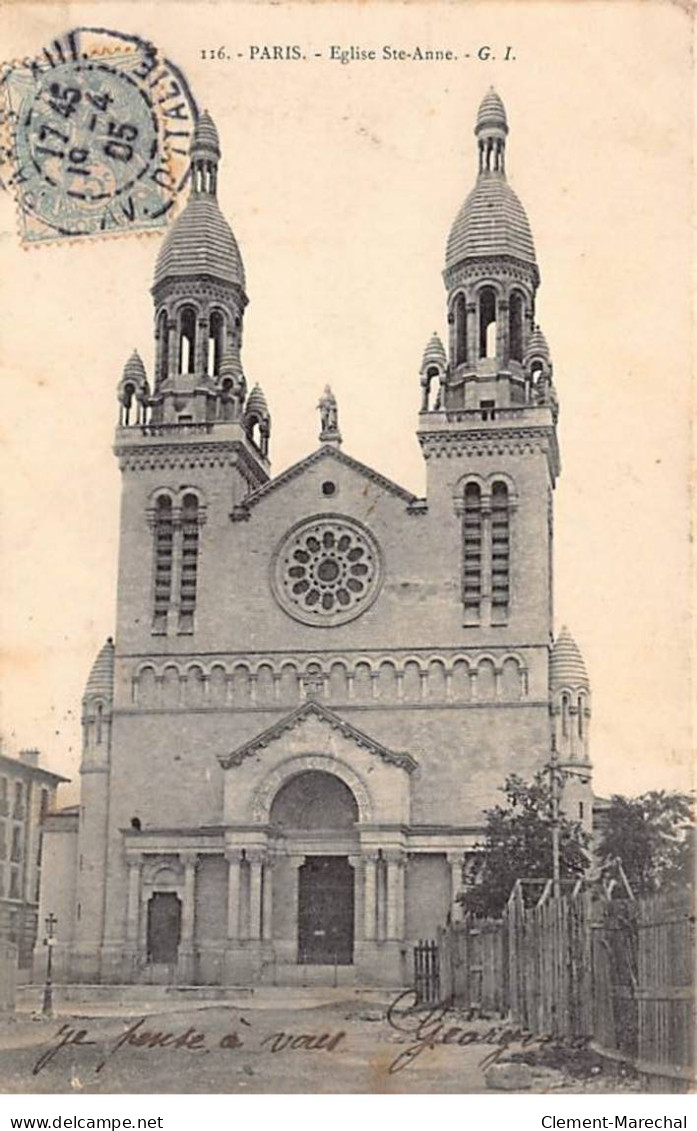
[272,515,382,626]
[321,481,336,497]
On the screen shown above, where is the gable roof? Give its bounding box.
[217,699,418,773]
[230,446,419,520]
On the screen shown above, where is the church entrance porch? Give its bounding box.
[298,856,354,965]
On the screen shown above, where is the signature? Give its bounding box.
[33,1017,346,1077]
[385,989,590,1075]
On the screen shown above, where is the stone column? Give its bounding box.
[363,853,378,941]
[226,849,242,940]
[385,851,405,940]
[447,853,463,923]
[248,851,264,941]
[180,853,197,945]
[125,853,141,946]
[466,303,477,368]
[262,857,274,942]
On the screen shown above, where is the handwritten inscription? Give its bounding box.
[385,989,589,1075]
[32,1017,346,1078]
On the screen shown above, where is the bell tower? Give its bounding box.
[113,112,272,650]
[417,89,560,646]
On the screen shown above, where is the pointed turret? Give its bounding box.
[551,626,593,832]
[420,332,448,412]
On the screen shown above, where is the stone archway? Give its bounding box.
[250,754,372,825]
[268,768,361,967]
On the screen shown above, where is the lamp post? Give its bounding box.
[42,912,57,1017]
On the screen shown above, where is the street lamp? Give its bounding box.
[42,912,57,1016]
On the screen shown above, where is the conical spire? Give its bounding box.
[84,637,115,702]
[246,383,269,419]
[550,626,589,690]
[525,325,551,363]
[475,87,508,136]
[122,349,147,385]
[420,332,447,373]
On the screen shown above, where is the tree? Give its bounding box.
[597,791,694,898]
[460,771,591,919]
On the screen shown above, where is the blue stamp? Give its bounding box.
[0,27,197,244]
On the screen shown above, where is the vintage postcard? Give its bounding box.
[0,0,693,1101]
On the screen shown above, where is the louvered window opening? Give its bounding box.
[153,496,174,633]
[179,495,200,633]
[491,482,510,620]
[463,483,483,623]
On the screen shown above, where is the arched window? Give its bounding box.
[561,693,570,739]
[491,482,510,621]
[208,309,225,377]
[462,483,483,624]
[95,703,103,745]
[152,495,173,633]
[157,310,169,384]
[179,494,200,633]
[578,695,586,739]
[509,291,524,362]
[479,288,497,359]
[454,294,467,367]
[178,306,197,375]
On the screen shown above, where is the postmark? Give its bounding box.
[0,27,197,244]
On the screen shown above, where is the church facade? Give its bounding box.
[39,90,593,987]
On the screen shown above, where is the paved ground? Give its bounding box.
[0,993,640,1094]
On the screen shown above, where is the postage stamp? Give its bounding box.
[0,26,197,245]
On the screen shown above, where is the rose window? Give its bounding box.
[273,517,382,626]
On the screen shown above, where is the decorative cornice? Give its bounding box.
[444,254,539,292]
[217,700,418,773]
[230,446,417,519]
[417,425,560,479]
[115,439,269,482]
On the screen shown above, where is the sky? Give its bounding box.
[0,0,692,804]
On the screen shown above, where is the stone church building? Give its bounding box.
[40,90,593,987]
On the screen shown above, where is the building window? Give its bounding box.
[157,310,169,384]
[561,693,570,738]
[179,494,200,633]
[479,288,497,359]
[462,483,483,624]
[208,309,225,377]
[9,868,20,901]
[490,482,510,621]
[40,788,49,822]
[453,294,467,367]
[10,826,22,863]
[0,777,7,816]
[152,495,174,633]
[178,305,197,374]
[0,821,6,859]
[13,782,23,820]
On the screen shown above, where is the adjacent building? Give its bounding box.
[38,90,593,987]
[0,749,67,967]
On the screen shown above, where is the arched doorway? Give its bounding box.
[270,770,359,965]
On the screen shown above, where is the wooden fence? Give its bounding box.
[432,884,694,1090]
[506,879,592,1039]
[438,917,506,1015]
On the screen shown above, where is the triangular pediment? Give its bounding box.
[217,700,417,773]
[230,445,421,520]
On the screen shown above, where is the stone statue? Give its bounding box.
[318,384,341,442]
